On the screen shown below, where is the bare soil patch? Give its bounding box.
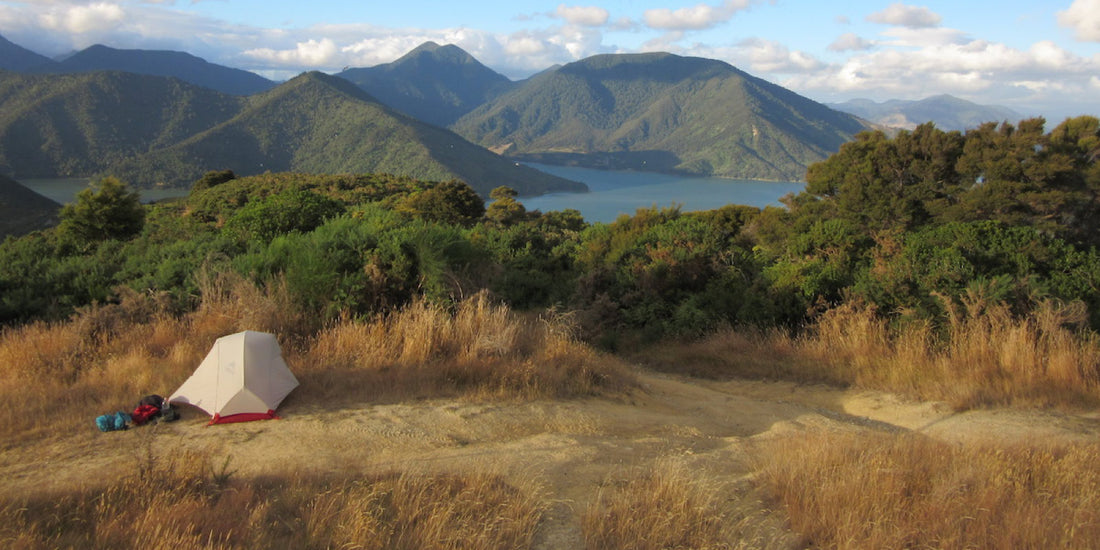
[4,367,1097,548]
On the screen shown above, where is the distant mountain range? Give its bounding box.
[0,69,580,196]
[828,95,1022,132]
[0,33,1037,189]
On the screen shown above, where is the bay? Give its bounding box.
[522,164,805,224]
[18,178,190,204]
[20,167,808,225]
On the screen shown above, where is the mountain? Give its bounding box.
[828,95,1022,132]
[0,174,60,238]
[107,72,584,196]
[33,44,276,96]
[0,34,54,72]
[0,70,243,179]
[451,52,870,181]
[337,42,514,127]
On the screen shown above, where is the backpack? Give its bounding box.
[95,411,131,432]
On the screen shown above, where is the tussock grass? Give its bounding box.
[0,445,544,550]
[641,297,1100,409]
[297,293,635,403]
[582,461,792,550]
[756,432,1100,549]
[802,297,1100,408]
[0,274,633,442]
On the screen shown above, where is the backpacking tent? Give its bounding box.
[169,331,299,425]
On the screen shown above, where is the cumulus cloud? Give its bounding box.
[38,2,126,34]
[1058,0,1100,41]
[780,33,1100,119]
[643,0,753,31]
[245,38,339,67]
[866,3,942,28]
[552,4,609,27]
[829,32,874,52]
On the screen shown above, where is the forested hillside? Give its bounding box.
[0,71,242,178]
[0,70,582,196]
[338,41,515,127]
[32,44,277,96]
[0,174,60,238]
[451,52,870,181]
[3,116,1097,345]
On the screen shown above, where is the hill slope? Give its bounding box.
[828,95,1022,131]
[0,71,244,178]
[452,52,870,181]
[110,72,584,195]
[0,34,54,71]
[338,42,514,127]
[34,44,277,96]
[0,175,61,238]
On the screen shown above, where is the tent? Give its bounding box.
[169,331,299,424]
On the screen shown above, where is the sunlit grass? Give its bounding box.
[756,431,1100,549]
[0,444,545,550]
[639,297,1100,409]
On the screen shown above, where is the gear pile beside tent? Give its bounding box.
[168,330,299,425]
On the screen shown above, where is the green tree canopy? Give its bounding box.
[56,176,145,248]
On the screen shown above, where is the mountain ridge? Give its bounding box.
[31,44,277,96]
[451,52,870,181]
[828,94,1022,132]
[337,41,514,127]
[106,71,584,196]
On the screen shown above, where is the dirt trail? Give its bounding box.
[3,368,1098,548]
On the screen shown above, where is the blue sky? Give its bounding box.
[1,1,1098,121]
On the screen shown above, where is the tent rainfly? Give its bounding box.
[169,331,299,425]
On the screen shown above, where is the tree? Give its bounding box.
[485,186,527,226]
[56,177,145,248]
[396,180,485,226]
[191,169,237,194]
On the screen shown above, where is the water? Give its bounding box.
[521,164,805,224]
[17,178,190,204]
[20,167,808,224]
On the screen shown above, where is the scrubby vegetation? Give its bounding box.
[2,115,1099,548]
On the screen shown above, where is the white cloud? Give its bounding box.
[38,2,125,34]
[866,3,942,29]
[828,32,874,52]
[643,0,753,31]
[553,4,609,27]
[1058,0,1100,42]
[245,38,339,67]
[878,26,969,48]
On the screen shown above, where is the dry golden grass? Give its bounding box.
[581,460,792,550]
[802,297,1100,408]
[0,444,545,550]
[640,296,1100,410]
[0,273,634,443]
[756,431,1100,549]
[296,293,635,404]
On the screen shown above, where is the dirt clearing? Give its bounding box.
[3,367,1097,548]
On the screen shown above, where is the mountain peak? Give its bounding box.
[396,41,481,66]
[337,42,513,127]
